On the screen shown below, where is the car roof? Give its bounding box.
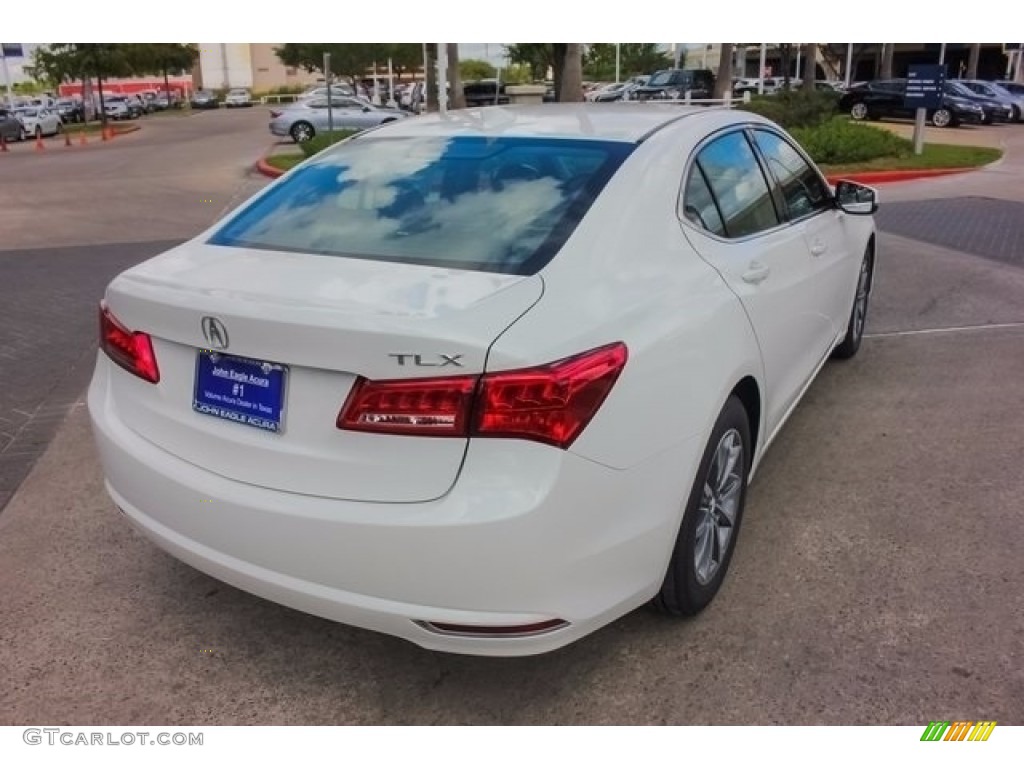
[363,103,710,143]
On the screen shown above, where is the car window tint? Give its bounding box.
[751,130,830,220]
[682,165,726,236]
[694,131,779,238]
[208,136,634,275]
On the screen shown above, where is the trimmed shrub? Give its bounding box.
[299,129,361,158]
[790,118,913,165]
[739,88,839,129]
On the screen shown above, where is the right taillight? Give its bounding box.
[474,342,628,449]
[337,342,627,450]
[99,302,160,384]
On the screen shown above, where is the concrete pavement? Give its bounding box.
[0,110,1023,725]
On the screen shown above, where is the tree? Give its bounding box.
[713,44,734,99]
[967,43,981,79]
[505,44,557,82]
[126,44,197,102]
[583,44,670,81]
[275,43,421,87]
[460,58,496,81]
[879,43,894,79]
[26,44,135,124]
[801,43,817,90]
[558,44,584,102]
[446,43,466,109]
[778,43,794,88]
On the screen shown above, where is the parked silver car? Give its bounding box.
[269,97,407,142]
[225,88,253,108]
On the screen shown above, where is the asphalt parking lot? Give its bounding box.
[0,109,1022,725]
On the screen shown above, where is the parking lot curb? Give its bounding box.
[824,167,974,185]
[255,155,285,179]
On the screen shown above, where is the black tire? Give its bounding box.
[832,246,873,360]
[290,121,314,143]
[653,395,751,616]
[34,126,42,139]
[849,101,869,121]
[931,107,953,128]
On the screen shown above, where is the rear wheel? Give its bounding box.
[653,396,751,616]
[850,102,869,120]
[290,121,314,143]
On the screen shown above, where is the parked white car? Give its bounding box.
[224,88,253,108]
[89,104,878,656]
[14,107,62,139]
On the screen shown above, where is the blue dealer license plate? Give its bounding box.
[193,351,287,433]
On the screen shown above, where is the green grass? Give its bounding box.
[819,143,1002,174]
[265,154,304,172]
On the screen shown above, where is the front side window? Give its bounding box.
[688,131,779,239]
[751,129,831,220]
[209,136,634,275]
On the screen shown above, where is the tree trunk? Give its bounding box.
[552,44,567,101]
[97,72,107,127]
[558,44,583,102]
[780,44,792,89]
[713,43,734,99]
[967,43,981,79]
[446,43,466,109]
[801,43,816,90]
[879,43,894,79]
[163,64,171,107]
[425,44,439,113]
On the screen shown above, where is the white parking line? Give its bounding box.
[865,321,1024,339]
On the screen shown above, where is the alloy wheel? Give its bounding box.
[694,428,744,586]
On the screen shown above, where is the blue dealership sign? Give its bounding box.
[905,64,945,110]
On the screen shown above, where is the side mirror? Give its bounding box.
[834,179,878,215]
[362,106,371,112]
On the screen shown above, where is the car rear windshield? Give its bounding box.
[208,135,634,275]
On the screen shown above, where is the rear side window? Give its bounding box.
[688,131,779,239]
[751,129,830,220]
[209,136,633,275]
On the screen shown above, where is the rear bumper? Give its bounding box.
[88,356,702,656]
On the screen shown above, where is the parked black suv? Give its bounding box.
[632,68,715,101]
[463,79,509,107]
[839,79,985,127]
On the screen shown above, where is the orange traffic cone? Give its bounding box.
[79,128,87,146]
[64,127,72,147]
[101,124,110,141]
[34,131,45,151]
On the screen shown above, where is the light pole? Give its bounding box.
[615,43,621,83]
[387,58,396,109]
[759,43,767,94]
[323,51,333,137]
[845,43,853,87]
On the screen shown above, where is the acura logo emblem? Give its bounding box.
[201,316,229,350]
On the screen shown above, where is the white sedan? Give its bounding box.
[88,104,877,656]
[14,107,62,139]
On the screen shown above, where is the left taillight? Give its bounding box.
[337,342,628,450]
[98,302,160,384]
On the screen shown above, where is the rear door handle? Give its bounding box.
[741,262,770,284]
[810,242,828,256]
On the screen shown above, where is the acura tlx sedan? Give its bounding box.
[88,104,878,656]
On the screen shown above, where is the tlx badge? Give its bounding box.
[388,354,463,367]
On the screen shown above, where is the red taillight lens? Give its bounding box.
[337,343,627,449]
[99,303,160,384]
[474,342,627,449]
[337,375,477,436]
